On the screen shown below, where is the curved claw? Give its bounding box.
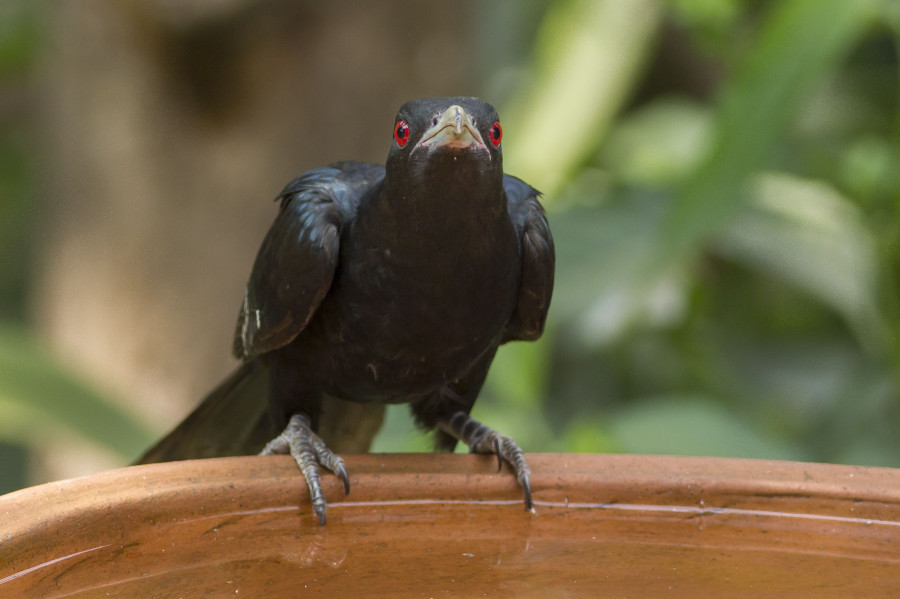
[492,437,503,472]
[521,474,533,511]
[442,411,533,510]
[312,438,349,496]
[260,413,350,524]
[335,461,351,496]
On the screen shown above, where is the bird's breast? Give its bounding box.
[318,211,518,399]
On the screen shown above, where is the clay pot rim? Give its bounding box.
[2,453,898,530]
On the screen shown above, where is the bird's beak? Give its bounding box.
[415,105,487,153]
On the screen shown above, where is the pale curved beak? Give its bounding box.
[415,105,487,152]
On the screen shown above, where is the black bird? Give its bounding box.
[138,97,555,524]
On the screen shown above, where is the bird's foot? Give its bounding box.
[260,413,349,525]
[440,412,532,510]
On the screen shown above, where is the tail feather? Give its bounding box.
[135,360,274,464]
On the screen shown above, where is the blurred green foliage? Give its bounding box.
[0,325,155,454]
[3,0,900,491]
[462,0,900,467]
[0,0,40,321]
[0,2,155,493]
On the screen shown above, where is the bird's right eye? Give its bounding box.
[394,120,410,147]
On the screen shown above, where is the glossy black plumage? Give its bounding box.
[139,97,555,523]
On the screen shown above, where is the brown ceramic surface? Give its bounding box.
[1,454,899,597]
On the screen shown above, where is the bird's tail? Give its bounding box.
[135,360,275,464]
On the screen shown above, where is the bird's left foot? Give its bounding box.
[439,412,532,510]
[260,413,350,525]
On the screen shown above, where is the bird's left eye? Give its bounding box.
[394,120,410,147]
[489,122,502,147]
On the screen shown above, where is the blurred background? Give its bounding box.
[1,0,899,494]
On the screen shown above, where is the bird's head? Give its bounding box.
[385,97,504,187]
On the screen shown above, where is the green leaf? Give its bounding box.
[550,193,690,345]
[484,340,552,410]
[503,0,663,197]
[601,98,713,187]
[560,417,618,453]
[0,325,155,458]
[716,172,886,350]
[609,395,808,460]
[660,0,879,257]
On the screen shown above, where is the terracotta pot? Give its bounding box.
[1,454,899,597]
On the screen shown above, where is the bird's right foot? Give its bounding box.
[438,411,533,510]
[260,412,350,525]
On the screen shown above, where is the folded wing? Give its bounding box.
[502,175,555,342]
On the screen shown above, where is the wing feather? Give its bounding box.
[233,162,383,358]
[502,175,555,342]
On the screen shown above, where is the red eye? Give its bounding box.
[394,120,410,147]
[488,121,502,147]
